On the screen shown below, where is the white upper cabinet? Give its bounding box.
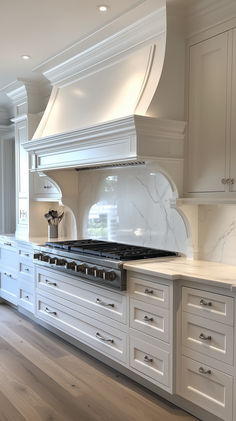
[187,32,229,194]
[229,28,236,192]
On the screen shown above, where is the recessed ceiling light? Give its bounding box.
[21,55,31,60]
[97,5,109,12]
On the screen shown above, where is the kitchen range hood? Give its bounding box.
[23,0,186,192]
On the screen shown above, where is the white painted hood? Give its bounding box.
[24,0,186,182]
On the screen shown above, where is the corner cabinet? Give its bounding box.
[186,28,236,198]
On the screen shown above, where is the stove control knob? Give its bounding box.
[49,257,58,264]
[65,261,76,270]
[105,271,116,282]
[56,259,67,266]
[34,253,43,260]
[87,266,97,276]
[42,255,50,262]
[95,269,104,278]
[77,264,87,273]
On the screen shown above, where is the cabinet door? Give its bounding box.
[187,32,228,193]
[229,29,236,191]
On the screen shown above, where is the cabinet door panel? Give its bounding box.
[188,33,228,193]
[229,29,236,191]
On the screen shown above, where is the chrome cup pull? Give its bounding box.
[144,288,154,295]
[95,332,114,343]
[143,315,154,322]
[199,366,212,375]
[199,332,212,341]
[45,307,57,316]
[96,298,114,308]
[200,299,212,307]
[144,355,153,363]
[4,272,12,278]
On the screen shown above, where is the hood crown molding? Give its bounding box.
[43,7,166,88]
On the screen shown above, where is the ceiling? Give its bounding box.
[0,0,145,116]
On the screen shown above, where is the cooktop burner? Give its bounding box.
[45,239,177,261]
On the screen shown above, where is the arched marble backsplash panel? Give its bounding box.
[76,163,189,254]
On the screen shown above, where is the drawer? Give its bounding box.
[0,247,17,271]
[19,262,34,280]
[0,271,18,304]
[36,268,127,324]
[180,356,233,421]
[130,298,169,342]
[130,336,170,388]
[18,283,34,313]
[182,312,233,365]
[36,294,127,363]
[128,275,169,308]
[182,287,234,326]
[18,247,34,264]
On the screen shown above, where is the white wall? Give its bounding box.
[198,205,236,265]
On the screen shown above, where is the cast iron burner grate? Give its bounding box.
[45,239,177,261]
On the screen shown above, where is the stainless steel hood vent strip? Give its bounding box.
[75,161,146,171]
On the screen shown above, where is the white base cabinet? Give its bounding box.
[179,285,235,421]
[1,242,236,421]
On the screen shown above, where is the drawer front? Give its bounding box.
[130,298,169,342]
[33,174,59,195]
[181,356,233,421]
[36,268,127,324]
[182,287,234,326]
[0,247,17,271]
[128,276,169,308]
[19,248,34,265]
[19,262,34,280]
[0,272,18,304]
[18,284,34,313]
[182,313,233,365]
[130,336,170,387]
[37,294,127,363]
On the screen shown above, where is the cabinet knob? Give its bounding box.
[221,178,227,184]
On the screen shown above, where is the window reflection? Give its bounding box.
[88,201,119,240]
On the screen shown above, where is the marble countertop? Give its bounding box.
[0,234,71,246]
[124,257,236,291]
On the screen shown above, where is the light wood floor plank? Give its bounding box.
[0,304,198,421]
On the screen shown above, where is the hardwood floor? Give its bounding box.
[0,304,198,421]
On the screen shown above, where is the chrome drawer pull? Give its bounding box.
[144,288,154,295]
[143,315,154,322]
[4,272,12,278]
[24,253,30,257]
[199,366,212,375]
[45,280,57,287]
[44,185,52,189]
[45,307,57,316]
[96,298,114,308]
[200,299,212,307]
[4,242,12,246]
[25,268,30,272]
[25,295,29,300]
[144,355,153,363]
[96,332,114,343]
[199,333,212,341]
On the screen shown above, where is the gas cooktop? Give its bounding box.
[45,239,177,261]
[34,239,177,290]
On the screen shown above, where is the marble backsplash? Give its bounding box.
[76,163,189,254]
[198,205,236,265]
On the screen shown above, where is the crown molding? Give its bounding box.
[186,0,236,38]
[42,7,166,87]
